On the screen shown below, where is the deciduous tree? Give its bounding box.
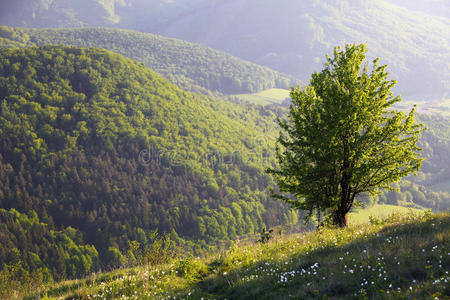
[267,44,423,227]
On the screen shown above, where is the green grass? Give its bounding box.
[21,211,449,299]
[395,99,450,117]
[348,204,424,226]
[234,88,290,105]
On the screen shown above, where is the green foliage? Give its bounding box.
[268,44,424,226]
[0,208,100,299]
[257,227,274,244]
[0,46,298,281]
[125,232,177,268]
[175,257,208,281]
[140,231,178,267]
[0,26,294,95]
[0,208,98,280]
[0,261,53,300]
[104,247,126,268]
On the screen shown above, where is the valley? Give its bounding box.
[0,1,449,299]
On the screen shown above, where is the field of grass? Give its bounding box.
[395,99,450,116]
[348,204,424,226]
[17,211,449,299]
[234,88,290,105]
[235,91,450,112]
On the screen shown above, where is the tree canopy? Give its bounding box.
[267,44,424,227]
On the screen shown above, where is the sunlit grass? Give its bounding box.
[348,204,424,225]
[234,88,290,105]
[24,210,449,299]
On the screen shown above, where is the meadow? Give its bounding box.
[234,88,291,105]
[348,204,424,225]
[14,210,448,299]
[395,99,450,117]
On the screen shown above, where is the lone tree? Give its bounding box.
[267,44,423,227]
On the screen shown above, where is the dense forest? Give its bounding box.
[0,46,299,282]
[0,45,449,285]
[0,26,294,95]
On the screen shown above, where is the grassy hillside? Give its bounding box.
[348,204,423,225]
[233,88,290,106]
[12,211,449,299]
[0,26,294,95]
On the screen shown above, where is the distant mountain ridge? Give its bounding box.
[0,0,448,100]
[0,26,294,95]
[155,0,450,101]
[388,0,450,18]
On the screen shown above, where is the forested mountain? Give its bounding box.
[0,26,293,95]
[0,0,448,100]
[0,46,298,280]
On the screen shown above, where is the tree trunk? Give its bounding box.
[336,145,352,227]
[336,179,351,226]
[333,208,348,227]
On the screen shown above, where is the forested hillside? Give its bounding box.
[0,46,298,281]
[0,26,293,95]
